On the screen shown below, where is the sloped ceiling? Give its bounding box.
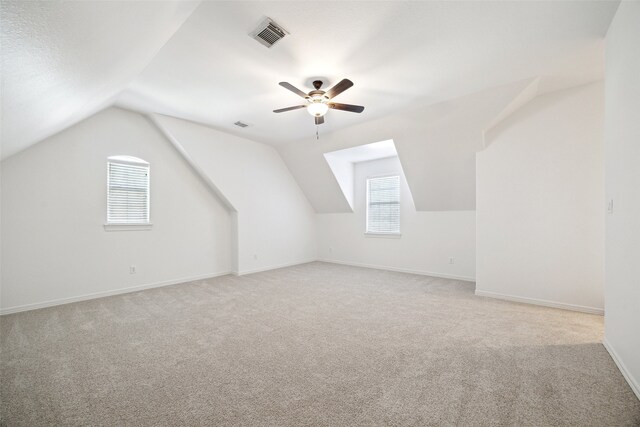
[280,78,540,212]
[0,0,200,159]
[1,1,619,161]
[116,0,617,147]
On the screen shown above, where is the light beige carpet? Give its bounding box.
[1,262,639,426]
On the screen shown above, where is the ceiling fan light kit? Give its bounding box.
[307,100,329,117]
[273,78,365,134]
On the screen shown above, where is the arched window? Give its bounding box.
[106,156,150,224]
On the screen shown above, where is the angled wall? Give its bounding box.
[322,153,355,212]
[150,115,318,275]
[482,78,541,149]
[323,139,400,211]
[1,107,232,313]
[603,0,640,400]
[476,82,604,313]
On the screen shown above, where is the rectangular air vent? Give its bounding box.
[250,18,287,48]
[234,121,249,128]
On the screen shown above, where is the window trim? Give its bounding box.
[365,173,401,237]
[364,232,402,238]
[105,156,151,230]
[103,223,153,232]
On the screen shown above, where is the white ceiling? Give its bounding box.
[324,140,398,165]
[1,1,619,158]
[0,0,199,159]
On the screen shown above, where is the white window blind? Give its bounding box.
[366,175,400,234]
[107,157,150,224]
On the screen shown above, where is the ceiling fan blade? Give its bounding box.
[315,116,325,125]
[328,102,364,113]
[273,105,307,113]
[279,82,309,98]
[325,79,354,99]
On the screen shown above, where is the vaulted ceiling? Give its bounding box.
[1,1,619,159]
[0,1,200,159]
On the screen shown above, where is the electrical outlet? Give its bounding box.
[449,257,455,265]
[329,247,333,253]
[253,254,258,260]
[607,199,614,214]
[129,265,136,274]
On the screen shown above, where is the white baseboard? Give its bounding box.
[318,259,476,282]
[474,289,604,315]
[235,259,318,276]
[0,271,231,315]
[603,338,640,401]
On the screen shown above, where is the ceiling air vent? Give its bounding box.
[250,18,288,48]
[234,121,249,128]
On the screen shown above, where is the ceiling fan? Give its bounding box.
[273,79,365,125]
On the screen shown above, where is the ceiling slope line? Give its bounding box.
[481,77,541,150]
[147,113,237,213]
[1,1,203,161]
[117,0,204,97]
[280,77,543,152]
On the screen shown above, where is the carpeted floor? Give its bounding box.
[1,262,639,426]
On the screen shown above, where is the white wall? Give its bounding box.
[318,156,476,280]
[1,107,232,313]
[150,115,318,275]
[0,143,3,298]
[476,82,604,313]
[322,152,355,211]
[603,0,640,400]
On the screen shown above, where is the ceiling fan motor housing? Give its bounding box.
[308,90,328,100]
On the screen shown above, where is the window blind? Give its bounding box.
[107,160,150,224]
[366,175,400,234]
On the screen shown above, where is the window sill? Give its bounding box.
[365,232,402,239]
[104,223,153,232]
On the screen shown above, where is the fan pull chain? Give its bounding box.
[316,125,319,140]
